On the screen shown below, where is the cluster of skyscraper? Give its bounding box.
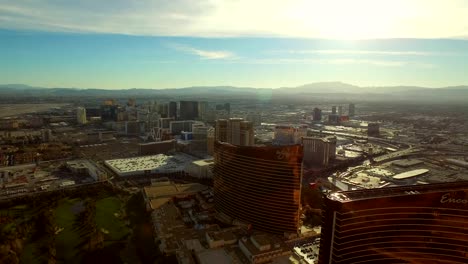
[214,118,255,146]
[312,103,355,123]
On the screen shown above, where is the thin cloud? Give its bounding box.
[171,44,235,59]
[274,50,438,56]
[231,58,435,68]
[1,0,468,39]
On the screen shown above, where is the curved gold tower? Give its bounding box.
[214,141,303,235]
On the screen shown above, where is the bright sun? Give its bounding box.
[286,0,402,39]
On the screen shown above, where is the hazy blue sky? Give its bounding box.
[1,0,468,89]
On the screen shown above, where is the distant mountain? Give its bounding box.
[0,84,44,90]
[0,82,467,102]
[278,82,362,93]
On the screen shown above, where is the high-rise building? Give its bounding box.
[207,128,215,155]
[313,108,322,121]
[179,101,199,120]
[274,125,308,145]
[338,106,343,116]
[302,136,336,167]
[227,118,242,145]
[328,114,340,124]
[76,107,87,124]
[240,121,255,146]
[216,118,254,146]
[368,123,380,136]
[101,105,119,122]
[168,101,177,119]
[214,141,303,235]
[331,106,337,115]
[198,101,208,121]
[215,119,228,143]
[348,103,355,117]
[157,103,169,118]
[169,120,194,135]
[318,181,468,264]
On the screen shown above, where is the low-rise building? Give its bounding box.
[66,159,100,181]
[104,153,195,177]
[239,234,290,264]
[185,159,214,179]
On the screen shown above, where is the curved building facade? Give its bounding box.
[213,141,303,235]
[319,181,468,264]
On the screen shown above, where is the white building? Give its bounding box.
[76,107,87,124]
[185,159,214,179]
[104,154,195,177]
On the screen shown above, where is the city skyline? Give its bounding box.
[2,1,468,88]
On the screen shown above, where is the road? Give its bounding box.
[308,129,410,148]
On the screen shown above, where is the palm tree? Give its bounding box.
[73,199,103,256]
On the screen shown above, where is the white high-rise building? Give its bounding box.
[76,107,87,124]
[338,106,343,116]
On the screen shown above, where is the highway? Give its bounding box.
[308,129,411,148]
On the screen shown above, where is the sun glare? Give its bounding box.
[287,0,401,39]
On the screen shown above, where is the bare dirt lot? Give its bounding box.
[0,103,70,118]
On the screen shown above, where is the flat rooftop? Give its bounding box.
[392,159,424,168]
[393,169,429,180]
[196,249,232,264]
[105,153,195,174]
[192,159,214,167]
[144,182,209,202]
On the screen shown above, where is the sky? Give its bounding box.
[1,0,468,89]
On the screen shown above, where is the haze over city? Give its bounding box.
[1,1,468,264]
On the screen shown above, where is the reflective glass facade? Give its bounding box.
[214,141,303,235]
[319,182,468,264]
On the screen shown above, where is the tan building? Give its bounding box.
[207,128,215,155]
[302,136,336,167]
[216,118,254,146]
[215,119,228,142]
[185,159,214,179]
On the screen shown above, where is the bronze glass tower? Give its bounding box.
[213,141,303,235]
[319,181,468,264]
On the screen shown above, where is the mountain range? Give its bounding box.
[0,82,467,102]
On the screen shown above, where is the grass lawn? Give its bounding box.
[54,198,82,264]
[95,197,129,241]
[20,242,40,264]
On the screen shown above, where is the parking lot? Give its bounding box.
[77,139,141,161]
[294,238,321,263]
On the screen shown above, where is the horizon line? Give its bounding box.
[2,82,468,90]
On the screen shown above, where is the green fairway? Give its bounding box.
[54,198,82,264]
[20,242,40,264]
[4,194,134,263]
[95,197,130,241]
